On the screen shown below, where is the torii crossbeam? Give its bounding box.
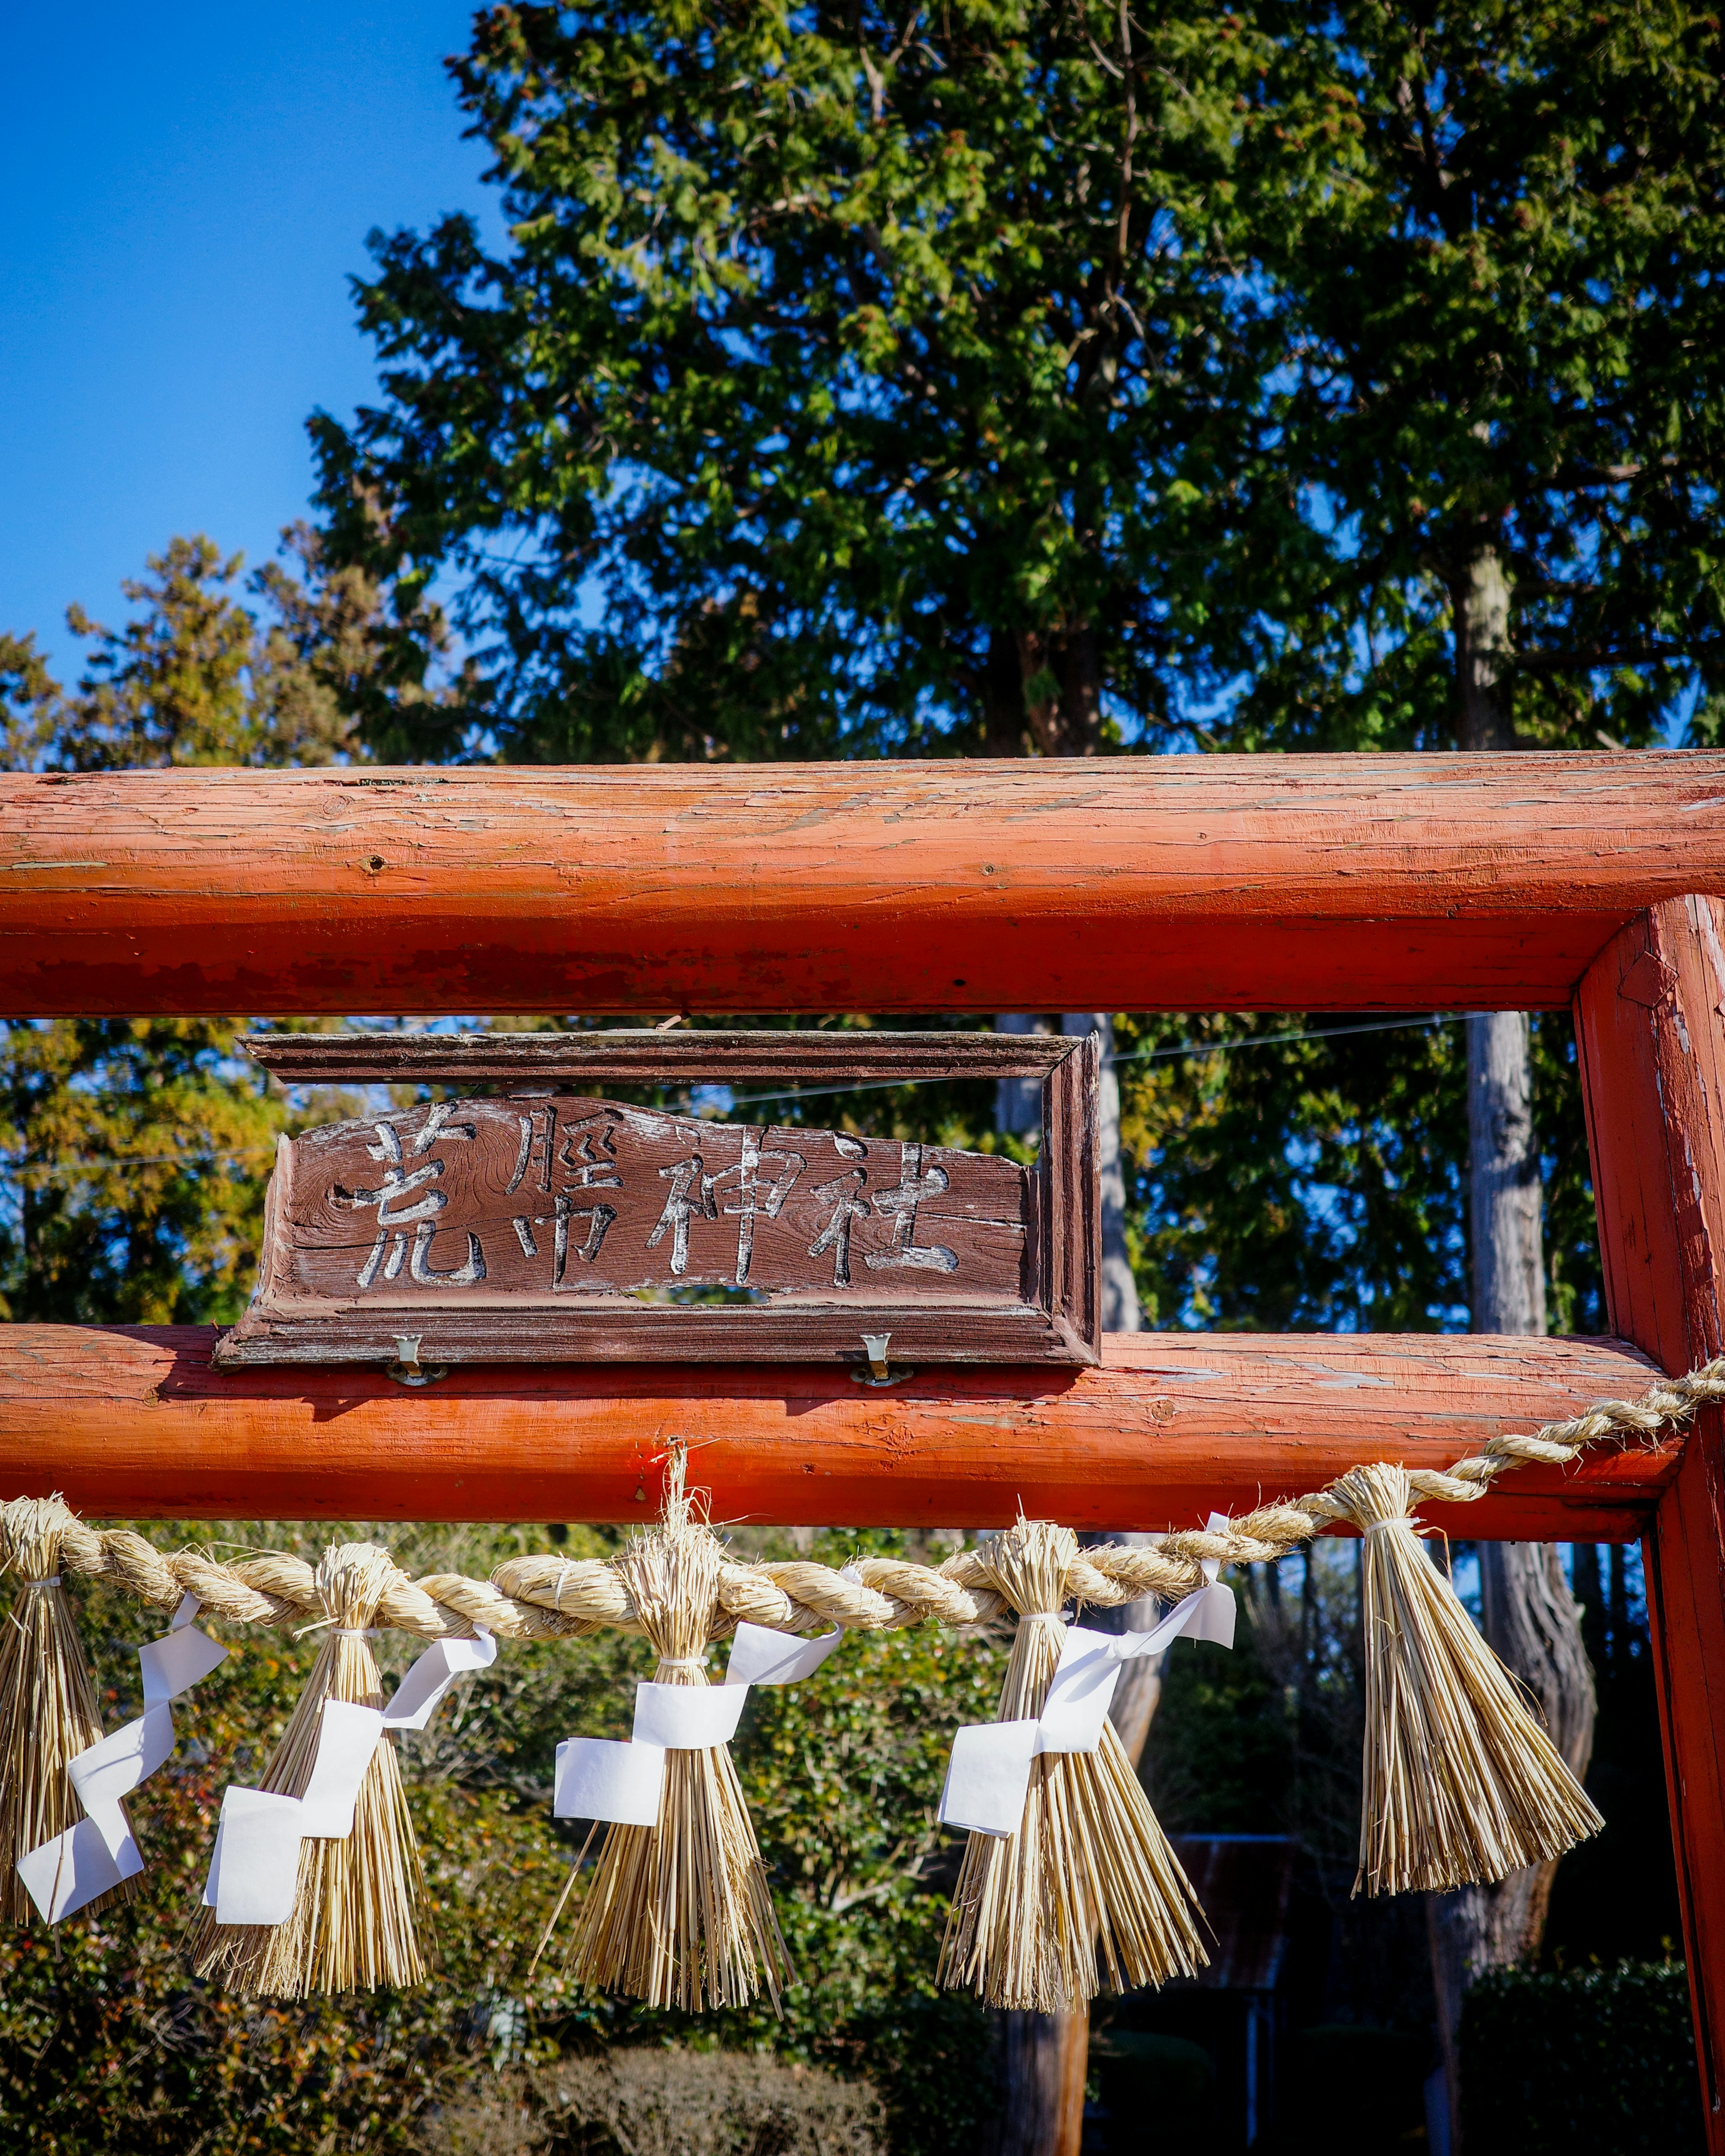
[4,752,1725,2140]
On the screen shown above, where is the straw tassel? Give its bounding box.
[0,1496,136,1926]
[1336,1463,1603,1896]
[543,1456,793,2012]
[938,1520,1206,2013]
[187,1542,428,1995]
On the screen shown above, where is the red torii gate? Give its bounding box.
[4,753,1724,2138]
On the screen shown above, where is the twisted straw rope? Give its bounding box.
[10,1360,1721,1645]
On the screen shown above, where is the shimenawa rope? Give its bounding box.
[5,1359,1715,1970]
[12,1359,1717,1645]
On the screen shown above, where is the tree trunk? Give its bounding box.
[992,1014,1141,1333]
[1426,1540,1598,2097]
[1428,547,1597,2149]
[1570,1541,1606,1665]
[991,1015,1145,2156]
[1451,546,1515,755]
[995,2008,1090,2156]
[1064,1014,1142,1338]
[1467,1013,1545,1336]
[982,628,1030,756]
[1067,1009,1162,1851]
[1056,626,1104,757]
[1012,626,1104,758]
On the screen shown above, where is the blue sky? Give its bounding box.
[1,4,499,680]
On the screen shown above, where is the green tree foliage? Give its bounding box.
[1117,1015,1473,1332]
[0,533,475,1324]
[1225,0,1725,750]
[0,540,316,1322]
[1114,1009,1602,1335]
[1,529,466,775]
[3,535,350,771]
[310,0,1272,762]
[0,1018,287,1325]
[298,0,1708,1330]
[311,1,1725,763]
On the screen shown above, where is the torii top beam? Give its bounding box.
[3,753,1722,1017]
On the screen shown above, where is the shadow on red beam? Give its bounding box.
[0,1327,1674,1540]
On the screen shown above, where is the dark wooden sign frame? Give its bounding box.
[215,1029,1100,1371]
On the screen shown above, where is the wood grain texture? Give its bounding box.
[1044,1032,1101,1352]
[1576,897,1725,2146]
[221,1095,1042,1361]
[244,1029,1079,1082]
[0,1328,1673,1537]
[218,1030,1097,1365]
[5,755,1725,1016]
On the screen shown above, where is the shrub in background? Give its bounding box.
[425,2049,887,2156]
[1461,1963,1702,2156]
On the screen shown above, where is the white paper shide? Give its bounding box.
[17,1594,228,1923]
[553,1619,845,1831]
[202,1628,497,1928]
[938,1516,1237,1839]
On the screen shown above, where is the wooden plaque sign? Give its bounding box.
[214,1031,1100,1369]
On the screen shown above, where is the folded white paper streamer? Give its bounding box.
[554,1617,846,1829]
[554,1734,668,1829]
[938,1518,1237,1838]
[202,1789,306,1927]
[205,1626,495,1927]
[723,1620,843,1689]
[633,1679,749,1750]
[18,1593,228,1924]
[938,1722,1042,1839]
[15,1817,146,1926]
[385,1633,501,1732]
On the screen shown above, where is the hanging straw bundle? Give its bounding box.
[544,1456,793,2012]
[0,1495,134,1926]
[187,1541,427,1995]
[1336,1463,1603,1896]
[938,1520,1205,2013]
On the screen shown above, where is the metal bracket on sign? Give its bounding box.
[850,1331,916,1387]
[386,1335,450,1388]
